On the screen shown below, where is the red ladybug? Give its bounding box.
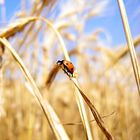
[57,60,75,77]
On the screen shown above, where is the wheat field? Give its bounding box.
[0,0,140,140]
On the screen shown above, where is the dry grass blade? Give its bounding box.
[0,38,70,140]
[0,17,36,39]
[62,111,116,126]
[71,78,114,140]
[117,0,140,97]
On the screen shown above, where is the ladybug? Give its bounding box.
[57,60,75,77]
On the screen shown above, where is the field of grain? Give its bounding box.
[0,0,140,140]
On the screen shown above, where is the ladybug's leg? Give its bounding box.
[63,69,68,75]
[62,65,68,74]
[63,65,72,77]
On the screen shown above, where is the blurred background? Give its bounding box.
[0,0,140,140]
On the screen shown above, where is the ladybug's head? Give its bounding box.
[57,60,63,65]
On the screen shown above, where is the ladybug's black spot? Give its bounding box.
[66,63,68,65]
[71,68,73,71]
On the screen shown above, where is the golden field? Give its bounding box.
[0,0,140,140]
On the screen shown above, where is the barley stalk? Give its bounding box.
[36,17,93,140]
[117,0,140,97]
[0,38,70,140]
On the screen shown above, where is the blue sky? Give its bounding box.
[0,0,140,47]
[85,0,140,46]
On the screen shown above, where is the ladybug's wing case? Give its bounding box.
[68,65,74,73]
[63,60,74,74]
